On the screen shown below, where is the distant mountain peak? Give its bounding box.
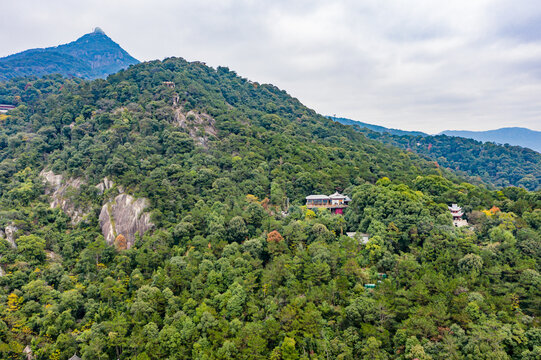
[0,29,139,81]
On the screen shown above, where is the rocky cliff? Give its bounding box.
[173,106,217,147]
[40,170,88,224]
[41,170,153,247]
[99,194,153,249]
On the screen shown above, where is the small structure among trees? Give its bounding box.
[0,104,15,113]
[449,203,468,227]
[346,232,370,244]
[306,192,351,214]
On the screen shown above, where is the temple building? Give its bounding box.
[0,104,15,113]
[449,204,468,227]
[306,192,351,214]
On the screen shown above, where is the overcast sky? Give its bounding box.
[2,0,541,133]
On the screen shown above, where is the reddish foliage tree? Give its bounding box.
[260,197,270,210]
[490,206,501,214]
[267,230,283,243]
[115,234,127,250]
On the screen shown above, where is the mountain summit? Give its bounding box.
[0,28,139,80]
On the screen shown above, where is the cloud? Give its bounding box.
[1,0,540,132]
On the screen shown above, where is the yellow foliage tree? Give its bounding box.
[246,194,259,203]
[305,209,316,219]
[7,293,22,312]
[49,349,61,360]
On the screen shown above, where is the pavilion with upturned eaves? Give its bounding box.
[449,203,468,227]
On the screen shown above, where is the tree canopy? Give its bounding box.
[0,59,538,359]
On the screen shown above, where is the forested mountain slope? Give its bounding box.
[335,119,541,191]
[0,58,539,359]
[0,28,139,81]
[363,130,541,191]
[331,118,541,191]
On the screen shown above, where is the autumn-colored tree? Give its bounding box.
[267,230,283,243]
[7,293,22,312]
[49,349,61,360]
[246,194,259,203]
[260,197,270,210]
[490,206,501,214]
[115,234,128,250]
[305,209,316,219]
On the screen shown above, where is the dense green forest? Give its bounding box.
[331,117,540,191]
[348,127,541,191]
[0,58,539,359]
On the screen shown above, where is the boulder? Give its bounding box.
[4,224,18,248]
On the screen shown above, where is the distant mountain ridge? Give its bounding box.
[0,27,139,80]
[331,116,427,137]
[440,127,541,153]
[333,116,540,153]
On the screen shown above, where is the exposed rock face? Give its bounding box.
[41,170,63,188]
[46,250,62,262]
[40,170,87,224]
[1,224,18,248]
[23,345,34,360]
[99,194,153,248]
[173,107,217,147]
[96,177,114,195]
[41,170,153,248]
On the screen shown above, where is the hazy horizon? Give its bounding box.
[2,0,541,133]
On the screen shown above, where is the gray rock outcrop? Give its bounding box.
[99,194,153,248]
[23,345,34,360]
[96,177,114,195]
[41,170,153,248]
[1,224,18,248]
[40,170,87,224]
[173,107,217,147]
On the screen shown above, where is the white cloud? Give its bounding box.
[1,0,540,132]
